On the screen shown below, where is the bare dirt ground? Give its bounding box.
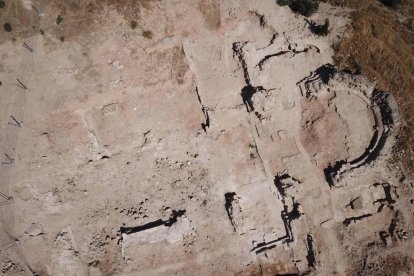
[0,0,413,275]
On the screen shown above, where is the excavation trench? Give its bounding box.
[224,192,238,232]
[306,234,316,268]
[194,86,210,132]
[252,174,303,254]
[299,65,395,187]
[120,209,186,235]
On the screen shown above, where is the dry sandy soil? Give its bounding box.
[0,0,413,275]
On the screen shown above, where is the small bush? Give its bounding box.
[0,1,5,9]
[142,30,153,39]
[40,29,45,35]
[4,23,12,32]
[353,60,363,75]
[130,20,138,29]
[56,15,63,25]
[87,3,95,13]
[276,0,290,6]
[277,0,319,17]
[311,19,330,36]
[60,36,65,42]
[380,0,402,8]
[289,0,319,17]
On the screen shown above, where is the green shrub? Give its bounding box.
[276,0,290,6]
[353,62,363,75]
[312,19,330,36]
[277,0,319,17]
[56,15,63,25]
[0,1,5,9]
[4,23,12,32]
[289,0,319,17]
[380,0,402,8]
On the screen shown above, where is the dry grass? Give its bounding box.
[326,0,414,174]
[198,0,221,30]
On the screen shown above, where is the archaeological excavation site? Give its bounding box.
[0,0,413,275]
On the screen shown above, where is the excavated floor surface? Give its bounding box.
[0,0,413,275]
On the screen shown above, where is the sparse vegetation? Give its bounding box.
[0,0,5,9]
[143,30,153,39]
[310,19,330,36]
[4,23,12,32]
[130,20,138,29]
[277,0,319,17]
[56,15,63,25]
[60,36,65,42]
[198,0,221,30]
[40,29,45,35]
[87,3,96,13]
